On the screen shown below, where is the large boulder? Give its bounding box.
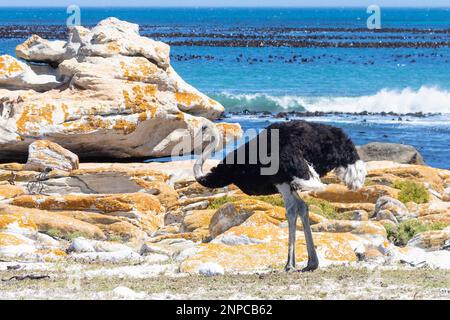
[357,142,425,165]
[0,17,241,161]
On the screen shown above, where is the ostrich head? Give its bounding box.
[193,123,220,181]
[334,160,367,191]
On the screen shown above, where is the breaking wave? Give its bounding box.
[211,86,450,114]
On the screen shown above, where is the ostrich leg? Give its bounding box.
[293,191,319,272]
[277,183,298,272]
[277,183,319,272]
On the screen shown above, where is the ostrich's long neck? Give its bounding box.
[194,127,220,182]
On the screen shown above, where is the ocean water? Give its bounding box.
[0,7,449,168]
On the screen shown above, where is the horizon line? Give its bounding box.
[0,5,449,8]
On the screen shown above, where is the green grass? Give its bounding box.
[392,180,430,204]
[44,229,88,241]
[45,228,63,239]
[385,219,447,246]
[207,195,239,209]
[207,194,337,220]
[207,194,285,209]
[304,197,338,219]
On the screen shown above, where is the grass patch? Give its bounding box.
[207,194,337,220]
[45,228,63,239]
[386,219,447,246]
[207,194,284,209]
[304,197,338,219]
[44,229,88,241]
[207,195,239,209]
[392,180,430,204]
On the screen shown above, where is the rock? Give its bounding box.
[0,232,36,258]
[407,230,450,251]
[310,184,399,204]
[374,196,413,224]
[390,246,450,269]
[0,18,242,161]
[352,210,369,221]
[0,185,26,200]
[0,204,106,240]
[357,142,425,165]
[310,220,387,237]
[112,286,146,299]
[182,200,209,212]
[140,238,197,259]
[56,210,147,243]
[10,193,164,233]
[16,35,67,66]
[331,202,375,214]
[181,209,216,233]
[0,212,37,234]
[209,199,285,239]
[180,232,360,273]
[368,165,446,194]
[67,237,134,253]
[415,201,450,217]
[23,140,79,172]
[418,214,450,226]
[0,54,61,91]
[69,250,142,264]
[198,262,224,276]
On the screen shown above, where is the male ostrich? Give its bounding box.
[194,120,366,272]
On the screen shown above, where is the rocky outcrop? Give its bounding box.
[0,18,241,161]
[0,160,449,272]
[357,142,425,165]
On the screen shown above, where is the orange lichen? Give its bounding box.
[11,193,163,215]
[113,119,137,135]
[123,85,158,116]
[119,59,158,82]
[0,213,37,231]
[15,104,55,135]
[0,55,23,77]
[107,41,121,53]
[0,232,26,247]
[180,232,358,273]
[61,103,69,122]
[63,115,111,134]
[175,92,201,107]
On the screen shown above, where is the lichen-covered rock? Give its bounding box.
[309,184,399,204]
[181,209,216,233]
[0,204,106,240]
[374,196,413,224]
[407,230,450,251]
[0,18,242,161]
[9,193,164,233]
[357,142,425,165]
[209,199,286,239]
[24,140,79,172]
[0,54,61,91]
[0,184,26,200]
[310,220,387,237]
[180,232,360,273]
[16,35,67,65]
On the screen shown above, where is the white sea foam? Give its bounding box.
[214,86,450,114]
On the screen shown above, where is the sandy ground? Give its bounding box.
[1,260,449,300]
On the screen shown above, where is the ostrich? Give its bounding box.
[193,120,366,272]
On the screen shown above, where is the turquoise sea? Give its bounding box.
[0,7,449,168]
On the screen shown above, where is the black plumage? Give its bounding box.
[197,120,360,195]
